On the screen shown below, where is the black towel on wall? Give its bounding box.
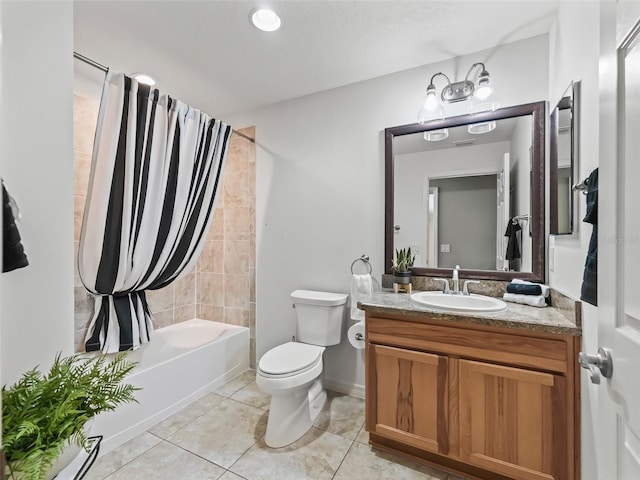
[2,182,29,273]
[505,218,522,261]
[581,168,598,306]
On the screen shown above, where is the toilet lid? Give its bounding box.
[259,342,324,376]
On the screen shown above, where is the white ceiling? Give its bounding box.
[73,0,560,118]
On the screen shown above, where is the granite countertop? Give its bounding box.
[358,290,581,336]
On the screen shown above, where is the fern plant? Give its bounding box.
[2,352,138,480]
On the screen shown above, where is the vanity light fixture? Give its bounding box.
[131,73,156,86]
[468,119,496,134]
[424,130,449,141]
[423,62,492,106]
[418,98,448,140]
[418,62,498,139]
[251,8,282,32]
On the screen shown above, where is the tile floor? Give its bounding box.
[85,370,468,480]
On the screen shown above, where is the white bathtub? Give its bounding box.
[91,319,249,453]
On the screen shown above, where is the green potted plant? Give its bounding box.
[393,247,415,286]
[2,352,138,480]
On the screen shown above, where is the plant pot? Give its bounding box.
[45,419,94,480]
[393,270,412,285]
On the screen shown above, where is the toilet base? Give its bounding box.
[264,379,327,448]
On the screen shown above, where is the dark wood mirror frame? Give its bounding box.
[385,101,546,282]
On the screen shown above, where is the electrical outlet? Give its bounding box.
[440,244,451,253]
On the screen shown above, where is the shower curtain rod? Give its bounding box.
[73,51,254,143]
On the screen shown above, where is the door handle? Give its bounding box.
[578,347,613,384]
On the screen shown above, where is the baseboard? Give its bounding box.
[324,378,365,399]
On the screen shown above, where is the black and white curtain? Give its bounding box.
[78,72,231,353]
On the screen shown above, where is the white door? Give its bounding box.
[591,4,640,479]
[496,153,510,270]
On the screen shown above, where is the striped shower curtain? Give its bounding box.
[78,72,231,353]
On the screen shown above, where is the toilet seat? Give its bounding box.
[258,342,325,378]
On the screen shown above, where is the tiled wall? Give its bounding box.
[195,128,257,367]
[73,94,256,367]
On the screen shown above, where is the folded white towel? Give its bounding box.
[503,292,547,308]
[511,278,550,298]
[350,274,373,321]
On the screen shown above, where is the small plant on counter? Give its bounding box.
[393,247,415,273]
[2,352,138,480]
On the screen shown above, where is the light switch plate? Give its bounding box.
[440,244,451,253]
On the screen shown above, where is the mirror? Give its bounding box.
[385,101,545,282]
[550,81,580,235]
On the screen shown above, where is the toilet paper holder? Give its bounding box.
[348,320,366,349]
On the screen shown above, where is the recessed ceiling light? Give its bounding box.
[132,73,156,86]
[251,9,281,32]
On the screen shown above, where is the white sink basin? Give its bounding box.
[410,291,507,313]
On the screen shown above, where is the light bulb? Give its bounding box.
[424,92,438,112]
[418,102,445,125]
[251,9,282,32]
[474,82,493,100]
[474,69,492,100]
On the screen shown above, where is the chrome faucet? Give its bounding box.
[463,279,480,295]
[452,265,460,294]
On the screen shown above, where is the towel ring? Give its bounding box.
[351,255,372,274]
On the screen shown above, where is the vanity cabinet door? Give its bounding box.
[459,359,567,480]
[367,344,449,455]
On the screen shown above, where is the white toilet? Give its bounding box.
[256,289,348,448]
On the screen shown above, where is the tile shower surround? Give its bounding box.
[73,94,256,366]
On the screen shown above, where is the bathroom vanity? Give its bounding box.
[360,291,581,480]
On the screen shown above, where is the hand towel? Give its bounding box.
[504,219,522,260]
[511,278,550,298]
[503,293,547,308]
[350,274,373,321]
[506,283,542,296]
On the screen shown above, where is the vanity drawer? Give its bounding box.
[366,316,569,374]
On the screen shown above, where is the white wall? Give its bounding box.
[510,115,534,272]
[0,1,74,385]
[547,3,601,479]
[228,34,548,393]
[395,141,508,268]
[430,175,497,270]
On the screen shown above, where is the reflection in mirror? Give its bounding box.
[550,81,580,235]
[385,102,545,282]
[394,117,532,271]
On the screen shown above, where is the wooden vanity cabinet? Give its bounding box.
[365,313,580,480]
[369,345,450,455]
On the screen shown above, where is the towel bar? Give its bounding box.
[512,214,531,223]
[351,255,372,274]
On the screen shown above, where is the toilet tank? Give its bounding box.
[291,290,349,346]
